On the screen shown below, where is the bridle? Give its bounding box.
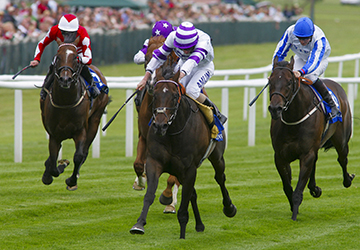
[269,66,301,111]
[55,43,82,86]
[152,80,182,126]
[47,43,86,109]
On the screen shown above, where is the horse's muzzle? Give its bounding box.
[152,121,168,136]
[268,104,283,120]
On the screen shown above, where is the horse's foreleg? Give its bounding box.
[43,137,61,185]
[275,155,293,212]
[190,188,205,233]
[66,132,88,191]
[307,154,322,198]
[292,153,316,220]
[161,175,180,214]
[133,135,147,190]
[130,158,160,235]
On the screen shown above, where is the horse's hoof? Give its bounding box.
[195,223,205,232]
[344,173,355,188]
[133,180,145,191]
[66,185,78,191]
[159,193,173,205]
[223,204,237,218]
[163,205,176,214]
[309,186,322,198]
[42,173,53,185]
[57,159,70,174]
[130,225,145,235]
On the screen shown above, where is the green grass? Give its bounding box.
[1,0,360,249]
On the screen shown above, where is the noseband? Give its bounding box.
[269,66,301,111]
[152,80,182,126]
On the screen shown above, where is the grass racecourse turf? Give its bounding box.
[1,0,360,249]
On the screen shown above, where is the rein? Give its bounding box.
[44,86,86,109]
[270,66,319,125]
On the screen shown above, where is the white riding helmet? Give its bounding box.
[58,14,79,32]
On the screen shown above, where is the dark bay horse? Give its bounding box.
[130,69,237,239]
[40,38,109,190]
[268,56,355,220]
[133,35,181,212]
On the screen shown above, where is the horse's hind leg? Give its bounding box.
[159,175,178,208]
[334,139,355,188]
[43,137,61,185]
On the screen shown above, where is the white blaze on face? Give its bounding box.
[66,49,74,61]
[163,87,168,93]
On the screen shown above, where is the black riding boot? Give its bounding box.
[81,65,100,99]
[313,78,341,119]
[40,64,55,100]
[203,97,227,125]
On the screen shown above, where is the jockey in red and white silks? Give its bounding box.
[33,21,92,65]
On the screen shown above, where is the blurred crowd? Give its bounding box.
[0,0,303,44]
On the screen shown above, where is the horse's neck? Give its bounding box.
[52,79,83,104]
[283,84,313,117]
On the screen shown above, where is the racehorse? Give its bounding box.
[268,56,355,220]
[130,66,237,239]
[133,35,181,213]
[40,37,109,190]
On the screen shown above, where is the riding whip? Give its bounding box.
[102,89,140,131]
[12,65,31,80]
[249,82,269,107]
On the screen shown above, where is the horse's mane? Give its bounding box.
[145,36,166,66]
[276,60,290,67]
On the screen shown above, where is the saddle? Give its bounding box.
[187,95,224,141]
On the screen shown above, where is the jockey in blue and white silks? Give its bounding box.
[137,21,227,125]
[272,17,341,120]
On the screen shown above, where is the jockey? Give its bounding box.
[273,17,341,119]
[133,20,175,65]
[30,13,100,100]
[136,21,227,125]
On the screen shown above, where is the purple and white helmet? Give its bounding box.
[152,20,173,38]
[174,21,199,50]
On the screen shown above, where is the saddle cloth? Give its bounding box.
[84,68,109,94]
[309,85,342,124]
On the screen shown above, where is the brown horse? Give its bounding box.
[130,67,236,239]
[133,35,181,212]
[40,38,109,190]
[268,56,355,220]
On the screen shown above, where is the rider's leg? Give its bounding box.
[197,93,227,124]
[81,65,100,98]
[312,78,341,119]
[40,63,55,100]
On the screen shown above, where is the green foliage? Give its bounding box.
[1,1,360,249]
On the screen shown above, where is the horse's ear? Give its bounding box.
[73,36,80,46]
[289,56,295,69]
[56,38,62,46]
[273,56,278,69]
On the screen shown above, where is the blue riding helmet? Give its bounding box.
[293,17,314,38]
